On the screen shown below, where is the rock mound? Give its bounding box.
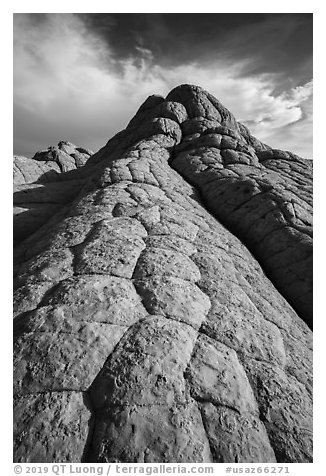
[13,142,93,244]
[13,84,312,463]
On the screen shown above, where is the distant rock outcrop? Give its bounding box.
[13,142,93,244]
[13,85,312,463]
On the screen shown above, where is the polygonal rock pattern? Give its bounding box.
[13,84,312,463]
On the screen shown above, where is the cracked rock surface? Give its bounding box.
[13,84,312,463]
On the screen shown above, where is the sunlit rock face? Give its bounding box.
[13,84,312,464]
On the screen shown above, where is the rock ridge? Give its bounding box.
[13,84,312,463]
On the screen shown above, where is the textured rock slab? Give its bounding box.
[14,248,74,288]
[89,402,212,463]
[200,402,276,463]
[14,391,92,463]
[133,247,201,282]
[185,334,259,414]
[134,276,211,329]
[44,275,148,326]
[243,360,313,463]
[90,316,197,409]
[14,306,128,393]
[74,217,147,278]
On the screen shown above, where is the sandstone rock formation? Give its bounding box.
[13,84,313,463]
[14,141,93,245]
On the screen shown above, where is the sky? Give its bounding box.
[13,13,313,158]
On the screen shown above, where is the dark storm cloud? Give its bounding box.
[13,13,313,158]
[79,13,312,89]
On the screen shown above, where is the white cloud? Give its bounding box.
[241,80,313,157]
[14,13,313,159]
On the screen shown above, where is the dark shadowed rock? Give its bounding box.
[13,84,312,463]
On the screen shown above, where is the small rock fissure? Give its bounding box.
[81,321,138,463]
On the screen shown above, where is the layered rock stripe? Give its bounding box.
[13,84,312,463]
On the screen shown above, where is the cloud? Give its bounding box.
[14,13,313,159]
[252,82,313,158]
[239,80,313,157]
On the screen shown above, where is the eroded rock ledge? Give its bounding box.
[13,84,313,463]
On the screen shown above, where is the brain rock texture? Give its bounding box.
[13,84,313,463]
